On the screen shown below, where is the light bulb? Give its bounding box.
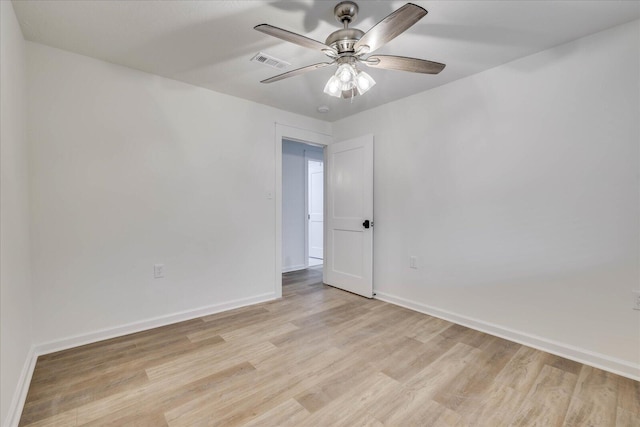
[336,63,355,85]
[357,75,370,90]
[355,70,376,95]
[323,75,342,98]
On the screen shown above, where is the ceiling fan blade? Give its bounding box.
[261,62,334,84]
[255,24,336,55]
[354,3,427,54]
[364,55,445,74]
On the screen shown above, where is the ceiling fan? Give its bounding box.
[254,1,445,99]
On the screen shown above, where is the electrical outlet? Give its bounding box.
[409,256,417,269]
[633,290,640,311]
[154,264,165,279]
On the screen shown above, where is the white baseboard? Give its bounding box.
[35,292,277,356]
[282,264,307,273]
[4,292,275,427]
[374,291,640,381]
[3,345,37,427]
[3,292,277,427]
[8,289,636,426]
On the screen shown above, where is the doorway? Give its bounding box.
[282,139,324,273]
[274,124,332,298]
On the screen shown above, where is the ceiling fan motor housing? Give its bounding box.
[327,2,364,54]
[326,28,364,54]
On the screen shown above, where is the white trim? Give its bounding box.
[282,264,308,273]
[374,291,640,381]
[35,293,276,356]
[3,346,37,427]
[274,123,332,299]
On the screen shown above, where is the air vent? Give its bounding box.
[250,52,290,70]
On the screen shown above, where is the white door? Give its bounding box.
[325,134,374,298]
[308,160,324,260]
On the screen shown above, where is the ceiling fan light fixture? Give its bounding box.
[324,63,375,98]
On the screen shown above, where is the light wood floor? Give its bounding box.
[20,267,639,426]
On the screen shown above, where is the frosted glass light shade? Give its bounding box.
[355,70,375,95]
[324,63,375,98]
[323,75,342,97]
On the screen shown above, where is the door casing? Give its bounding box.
[275,124,332,298]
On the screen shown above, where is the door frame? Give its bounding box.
[275,123,332,298]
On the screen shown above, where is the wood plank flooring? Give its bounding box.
[19,267,639,426]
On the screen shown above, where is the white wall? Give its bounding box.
[8,16,639,427]
[26,42,330,346]
[0,2,34,425]
[333,20,640,376]
[282,140,323,271]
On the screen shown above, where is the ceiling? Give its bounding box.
[12,1,640,122]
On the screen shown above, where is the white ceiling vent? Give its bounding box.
[250,52,290,70]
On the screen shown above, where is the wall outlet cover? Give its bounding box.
[154,264,165,279]
[409,256,417,269]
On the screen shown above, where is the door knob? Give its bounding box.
[363,219,371,229]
